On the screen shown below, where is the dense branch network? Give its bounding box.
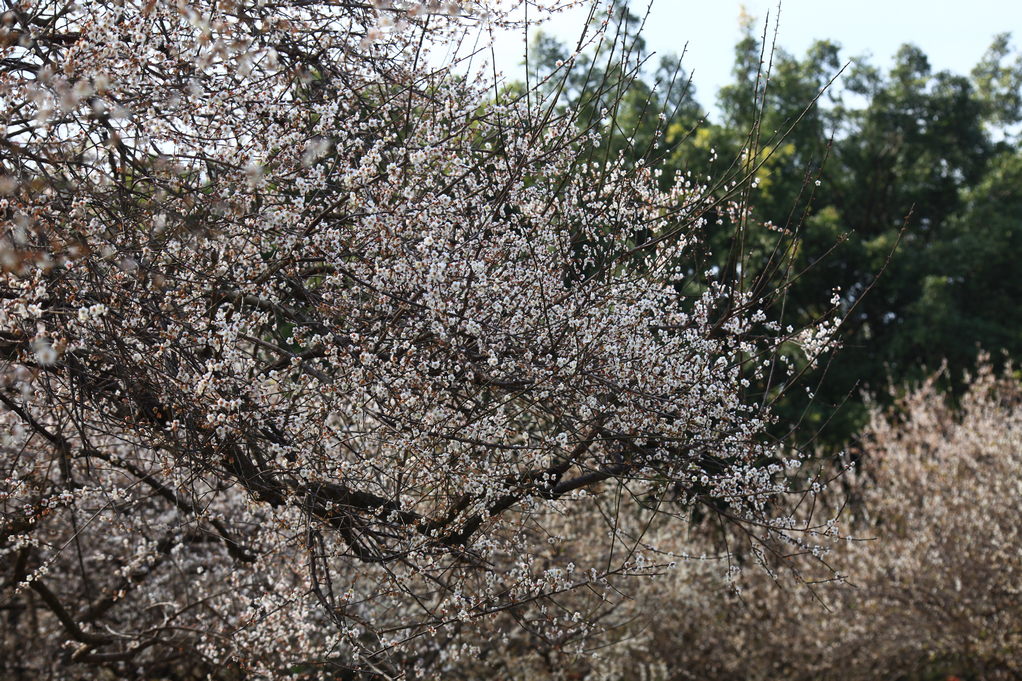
[0,1,839,678]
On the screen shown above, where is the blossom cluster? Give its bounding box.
[0,0,839,678]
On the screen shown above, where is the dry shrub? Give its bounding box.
[461,362,1022,680]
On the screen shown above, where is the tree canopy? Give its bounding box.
[0,2,840,678]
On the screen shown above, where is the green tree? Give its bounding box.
[524,18,1022,448]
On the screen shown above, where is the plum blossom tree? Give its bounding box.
[0,0,841,678]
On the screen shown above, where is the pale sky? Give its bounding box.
[482,0,1022,114]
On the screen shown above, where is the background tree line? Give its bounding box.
[524,8,1022,448]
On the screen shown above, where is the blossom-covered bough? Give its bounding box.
[0,0,840,678]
